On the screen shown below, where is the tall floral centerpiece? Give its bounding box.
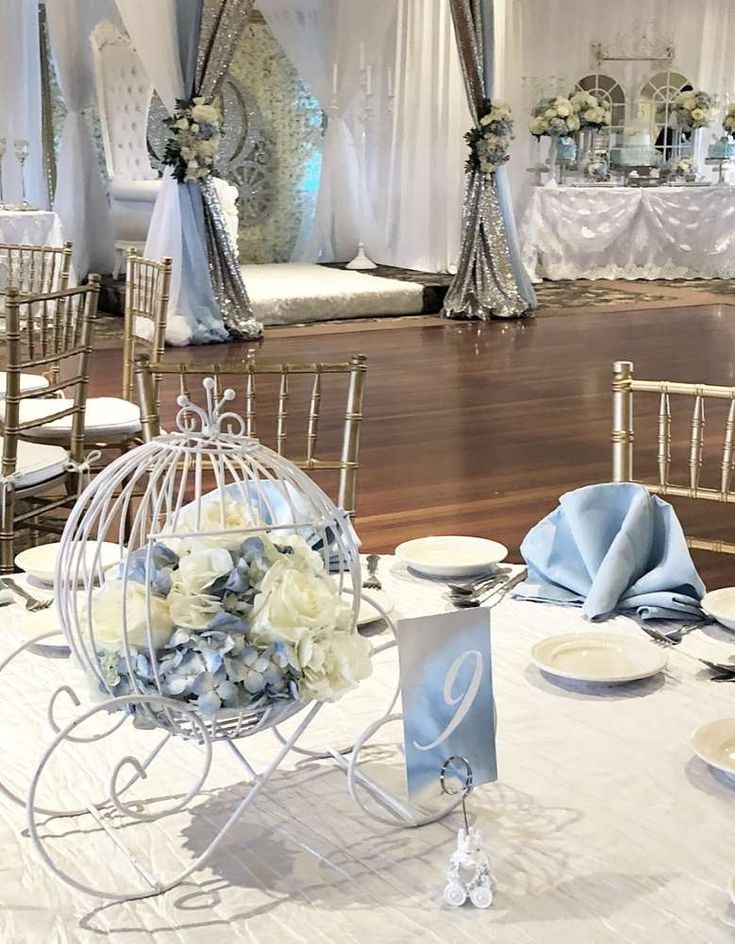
[529,96,581,183]
[465,100,514,175]
[570,90,612,176]
[670,88,714,176]
[672,88,714,135]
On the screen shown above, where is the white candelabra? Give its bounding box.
[331,45,395,270]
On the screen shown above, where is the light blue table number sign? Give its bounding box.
[396,608,497,801]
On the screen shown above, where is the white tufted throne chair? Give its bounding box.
[91,21,240,278]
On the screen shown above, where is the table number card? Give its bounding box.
[396,608,497,801]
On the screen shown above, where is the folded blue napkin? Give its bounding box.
[514,482,705,620]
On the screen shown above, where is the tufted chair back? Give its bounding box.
[91,20,158,183]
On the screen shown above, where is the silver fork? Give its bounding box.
[3,578,53,612]
[362,554,382,591]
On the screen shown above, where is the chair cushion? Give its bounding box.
[109,176,161,203]
[0,438,69,488]
[0,373,50,400]
[0,397,142,440]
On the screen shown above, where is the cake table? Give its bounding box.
[520,183,735,281]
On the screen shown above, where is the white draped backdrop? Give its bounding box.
[0,0,47,210]
[4,0,735,282]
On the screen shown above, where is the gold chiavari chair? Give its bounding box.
[9,250,171,454]
[0,241,73,400]
[135,352,368,517]
[612,359,735,554]
[0,279,99,572]
[0,241,73,298]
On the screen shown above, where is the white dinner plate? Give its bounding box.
[701,587,735,631]
[394,535,508,578]
[531,632,668,684]
[15,541,121,585]
[691,719,735,782]
[337,575,394,627]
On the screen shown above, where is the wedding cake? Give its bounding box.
[708,136,735,160]
[610,117,659,167]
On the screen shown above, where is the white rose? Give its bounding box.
[167,544,232,628]
[169,497,262,553]
[555,103,571,117]
[85,578,174,651]
[568,115,580,131]
[191,103,219,125]
[250,560,346,645]
[544,108,556,119]
[691,107,706,122]
[175,117,190,130]
[297,629,372,701]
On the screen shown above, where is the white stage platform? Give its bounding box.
[241,263,424,326]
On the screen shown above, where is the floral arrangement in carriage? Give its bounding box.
[58,381,372,732]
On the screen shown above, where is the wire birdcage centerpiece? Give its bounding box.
[55,378,371,743]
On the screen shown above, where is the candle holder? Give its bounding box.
[345,62,378,270]
[0,137,6,206]
[13,139,29,206]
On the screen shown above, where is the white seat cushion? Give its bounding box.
[0,397,142,439]
[109,176,161,203]
[0,373,50,400]
[0,438,69,488]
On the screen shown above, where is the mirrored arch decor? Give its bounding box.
[640,70,692,162]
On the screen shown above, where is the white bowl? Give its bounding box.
[394,535,508,578]
[15,541,121,585]
[531,632,668,685]
[701,588,735,631]
[691,718,735,782]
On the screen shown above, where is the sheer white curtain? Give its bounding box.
[258,0,397,262]
[369,0,469,273]
[0,0,46,210]
[46,0,114,276]
[116,0,191,345]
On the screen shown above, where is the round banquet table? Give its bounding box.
[520,183,735,281]
[1,558,735,942]
[0,207,65,252]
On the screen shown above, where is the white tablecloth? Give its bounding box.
[0,208,65,250]
[1,560,735,942]
[520,184,735,281]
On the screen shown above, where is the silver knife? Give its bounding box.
[485,567,528,607]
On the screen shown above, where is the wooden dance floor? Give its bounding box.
[86,300,735,587]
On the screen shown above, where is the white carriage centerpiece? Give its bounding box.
[26,380,376,900]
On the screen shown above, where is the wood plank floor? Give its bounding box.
[88,301,735,589]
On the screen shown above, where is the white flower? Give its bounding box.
[691,107,706,122]
[529,116,548,135]
[555,102,571,117]
[568,114,580,131]
[297,629,372,702]
[191,103,220,125]
[544,108,556,119]
[175,117,190,130]
[86,578,175,651]
[167,545,232,628]
[250,559,345,645]
[169,497,262,553]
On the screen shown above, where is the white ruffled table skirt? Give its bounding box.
[520,184,735,281]
[1,559,735,941]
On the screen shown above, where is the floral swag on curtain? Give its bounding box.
[118,0,262,344]
[443,0,536,321]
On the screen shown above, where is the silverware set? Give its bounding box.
[639,622,735,680]
[449,567,527,608]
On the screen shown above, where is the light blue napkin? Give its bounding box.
[514,482,705,620]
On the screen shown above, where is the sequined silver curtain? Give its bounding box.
[443,0,536,321]
[196,0,262,339]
